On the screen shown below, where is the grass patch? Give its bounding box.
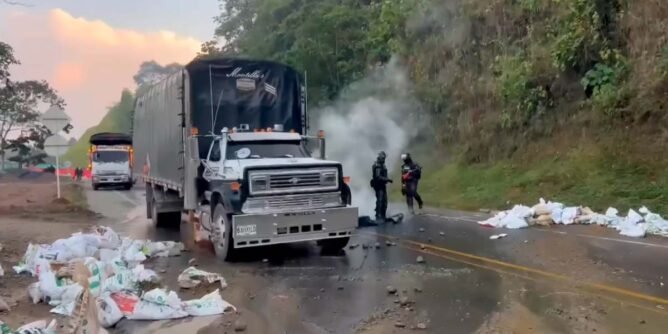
[412,150,668,215]
[62,183,90,212]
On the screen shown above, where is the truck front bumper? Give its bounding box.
[232,206,358,248]
[92,175,131,185]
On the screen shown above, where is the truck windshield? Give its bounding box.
[226,141,310,159]
[93,151,129,163]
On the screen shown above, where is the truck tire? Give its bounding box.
[92,184,99,191]
[211,203,235,261]
[320,237,350,252]
[124,183,132,190]
[152,198,181,228]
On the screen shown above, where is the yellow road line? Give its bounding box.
[365,232,668,307]
[390,241,668,316]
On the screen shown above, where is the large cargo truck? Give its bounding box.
[132,57,357,261]
[88,132,134,190]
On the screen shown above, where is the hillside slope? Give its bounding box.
[61,90,134,167]
[207,0,668,214]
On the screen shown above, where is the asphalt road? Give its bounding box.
[85,186,668,334]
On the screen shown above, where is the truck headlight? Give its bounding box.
[250,175,268,192]
[321,172,337,187]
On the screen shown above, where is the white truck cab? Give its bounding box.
[88,133,134,191]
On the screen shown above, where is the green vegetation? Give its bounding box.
[61,90,134,167]
[199,0,668,212]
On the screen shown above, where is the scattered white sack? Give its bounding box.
[184,289,236,317]
[99,249,120,263]
[38,270,68,303]
[479,205,531,229]
[132,265,160,283]
[28,282,43,304]
[110,292,140,316]
[94,226,122,249]
[96,293,124,328]
[14,319,57,334]
[142,241,185,258]
[126,289,188,320]
[640,207,668,237]
[14,243,49,275]
[178,267,228,289]
[121,240,147,268]
[102,269,135,294]
[478,211,507,228]
[50,283,84,316]
[84,258,105,297]
[555,207,580,225]
[618,209,647,238]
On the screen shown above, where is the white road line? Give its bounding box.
[575,234,668,249]
[425,213,668,249]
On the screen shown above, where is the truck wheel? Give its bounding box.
[124,183,132,190]
[211,203,235,261]
[320,237,350,252]
[92,184,99,191]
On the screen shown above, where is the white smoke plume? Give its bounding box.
[315,59,425,216]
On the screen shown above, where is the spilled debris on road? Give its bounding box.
[479,198,668,238]
[1,226,234,332]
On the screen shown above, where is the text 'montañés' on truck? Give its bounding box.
[132,57,358,261]
[88,132,134,191]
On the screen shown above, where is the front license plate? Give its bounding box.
[236,224,257,236]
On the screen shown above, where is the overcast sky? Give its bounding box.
[0,0,219,137]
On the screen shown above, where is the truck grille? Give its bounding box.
[242,192,342,213]
[269,172,321,189]
[248,167,339,195]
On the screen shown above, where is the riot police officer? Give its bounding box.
[370,151,392,221]
[401,153,423,214]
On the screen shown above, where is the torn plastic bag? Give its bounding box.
[96,293,124,328]
[126,289,188,320]
[184,289,236,316]
[50,283,84,316]
[178,267,228,289]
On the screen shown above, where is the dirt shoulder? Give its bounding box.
[0,179,98,328]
